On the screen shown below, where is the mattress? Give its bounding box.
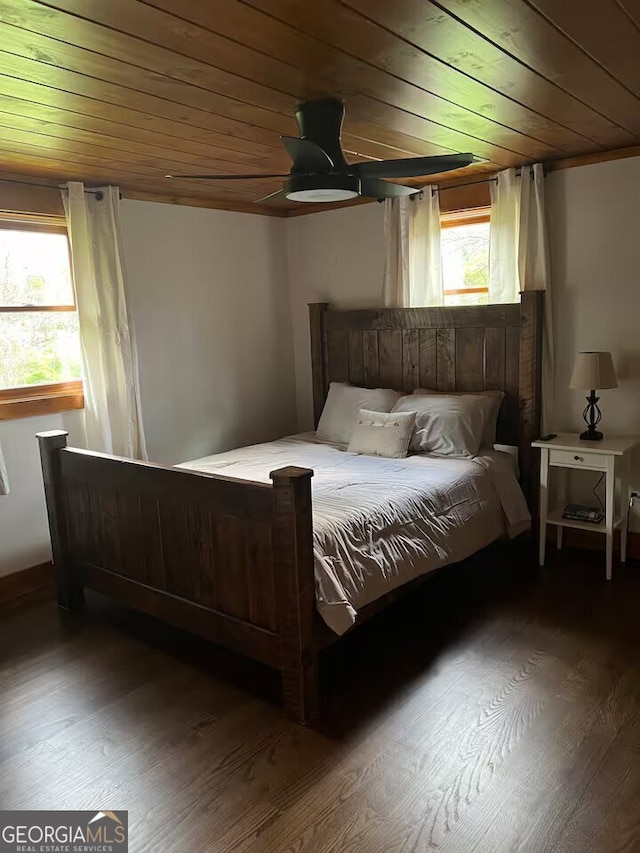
[178,433,530,635]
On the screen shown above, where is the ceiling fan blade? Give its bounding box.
[165,173,290,180]
[360,178,419,200]
[254,189,288,204]
[355,153,477,180]
[281,136,333,172]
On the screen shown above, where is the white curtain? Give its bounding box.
[62,183,147,459]
[0,442,8,495]
[489,164,554,431]
[382,187,443,307]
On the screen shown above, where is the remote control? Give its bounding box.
[538,433,557,441]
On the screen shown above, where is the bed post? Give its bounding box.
[309,302,329,427]
[518,291,544,511]
[270,465,319,724]
[36,430,84,614]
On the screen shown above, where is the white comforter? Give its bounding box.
[179,434,530,635]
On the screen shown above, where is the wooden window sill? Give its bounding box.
[0,382,84,421]
[444,287,489,296]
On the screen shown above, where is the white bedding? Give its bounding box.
[178,433,530,635]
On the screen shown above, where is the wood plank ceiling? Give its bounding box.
[0,0,639,215]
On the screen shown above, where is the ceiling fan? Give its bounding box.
[166,98,483,204]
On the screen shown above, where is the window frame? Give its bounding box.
[0,212,84,421]
[440,206,491,303]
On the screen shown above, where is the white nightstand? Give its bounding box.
[532,433,638,580]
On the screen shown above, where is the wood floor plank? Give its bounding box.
[0,668,242,808]
[216,613,548,851]
[1,550,639,851]
[433,650,635,852]
[547,685,640,852]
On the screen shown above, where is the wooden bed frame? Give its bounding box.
[37,293,542,723]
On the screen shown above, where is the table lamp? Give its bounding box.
[569,351,617,441]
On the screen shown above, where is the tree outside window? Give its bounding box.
[441,208,490,306]
[0,220,82,392]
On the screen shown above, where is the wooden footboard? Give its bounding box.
[37,431,319,723]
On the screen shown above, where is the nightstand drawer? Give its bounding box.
[549,448,609,470]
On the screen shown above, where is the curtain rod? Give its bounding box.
[404,166,538,201]
[434,177,497,193]
[433,165,539,194]
[1,167,534,204]
[3,171,488,202]
[0,176,107,198]
[405,176,496,202]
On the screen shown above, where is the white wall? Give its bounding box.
[286,202,385,429]
[0,411,85,576]
[1,201,296,577]
[546,159,640,435]
[120,200,296,464]
[546,159,640,527]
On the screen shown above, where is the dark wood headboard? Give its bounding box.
[309,292,543,506]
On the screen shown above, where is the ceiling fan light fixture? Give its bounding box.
[284,173,360,203]
[286,188,360,202]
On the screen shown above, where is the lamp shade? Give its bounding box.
[569,351,617,390]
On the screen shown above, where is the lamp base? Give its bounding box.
[581,391,604,441]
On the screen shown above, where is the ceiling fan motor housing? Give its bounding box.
[285,172,360,203]
[294,98,349,170]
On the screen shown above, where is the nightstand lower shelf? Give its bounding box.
[546,508,624,534]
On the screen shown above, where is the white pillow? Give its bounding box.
[393,394,492,457]
[348,409,416,459]
[316,382,402,445]
[412,388,504,447]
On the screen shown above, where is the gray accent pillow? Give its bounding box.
[317,382,402,445]
[412,388,505,447]
[393,394,493,457]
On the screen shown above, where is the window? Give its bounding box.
[441,207,490,306]
[0,213,83,420]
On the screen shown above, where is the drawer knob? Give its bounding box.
[574,455,583,461]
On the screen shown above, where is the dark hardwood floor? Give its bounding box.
[1,544,640,852]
